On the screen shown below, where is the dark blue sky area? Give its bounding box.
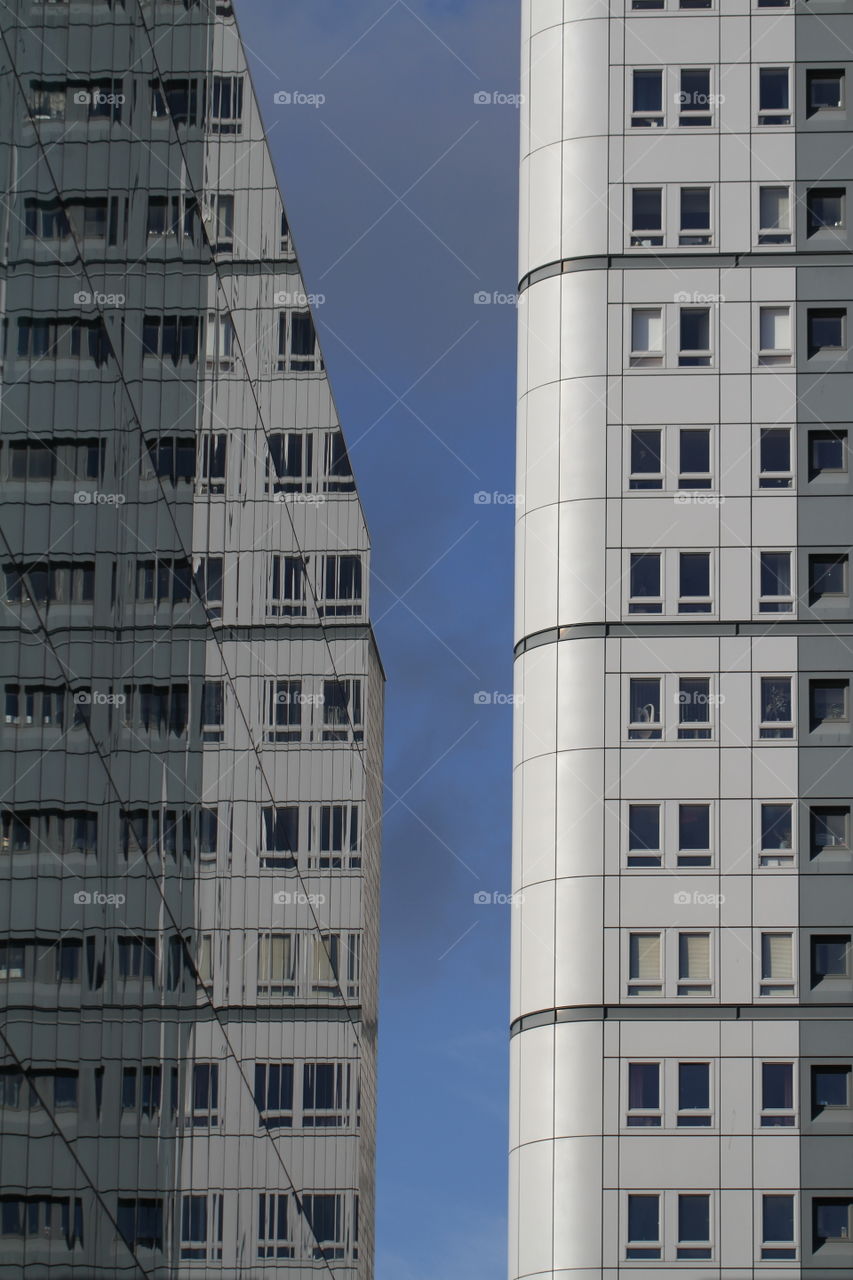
[235,4,520,1274]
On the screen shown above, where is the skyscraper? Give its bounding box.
[512,1,853,1275]
[0,1,382,1275]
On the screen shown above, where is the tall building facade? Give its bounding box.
[512,1,853,1276]
[0,1,382,1276]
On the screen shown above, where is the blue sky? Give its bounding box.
[234,3,520,1275]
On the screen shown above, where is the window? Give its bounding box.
[16,317,110,364]
[627,1194,661,1259]
[28,81,67,121]
[760,676,794,738]
[254,1063,294,1128]
[267,431,313,493]
[200,680,224,742]
[189,1063,219,1126]
[323,431,355,492]
[144,436,196,482]
[268,556,306,618]
[630,308,663,366]
[322,679,363,742]
[278,310,323,372]
[117,1199,163,1251]
[678,69,712,126]
[309,804,361,870]
[0,1196,84,1248]
[678,804,711,866]
[758,306,792,365]
[759,551,793,613]
[760,803,794,866]
[631,188,663,246]
[760,933,795,996]
[807,187,845,235]
[628,678,661,740]
[628,553,662,614]
[810,679,849,728]
[142,315,200,364]
[678,933,711,995]
[180,1194,223,1262]
[759,68,791,124]
[127,684,189,736]
[629,429,662,488]
[198,434,226,494]
[151,78,201,125]
[631,70,663,127]
[626,805,661,868]
[141,1065,161,1118]
[210,75,243,132]
[135,558,192,605]
[117,937,157,982]
[312,933,340,993]
[678,428,711,487]
[811,805,850,856]
[761,1061,795,1126]
[194,557,223,615]
[257,933,297,996]
[678,307,711,365]
[627,1062,661,1125]
[628,933,662,995]
[4,562,95,606]
[759,427,792,488]
[302,1193,345,1262]
[677,1194,711,1259]
[758,186,792,244]
[809,429,848,478]
[678,555,712,614]
[809,554,848,605]
[807,68,844,115]
[812,934,851,983]
[808,308,846,356]
[303,1062,351,1126]
[678,677,712,738]
[205,313,236,371]
[813,1065,851,1115]
[265,680,303,743]
[678,1062,711,1126]
[5,438,104,482]
[762,1194,796,1260]
[280,208,291,252]
[679,187,711,244]
[813,1199,853,1249]
[258,1193,294,1259]
[205,193,234,248]
[260,806,298,868]
[320,555,363,617]
[197,934,213,987]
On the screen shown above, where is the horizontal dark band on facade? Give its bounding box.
[511,1004,853,1036]
[514,620,853,659]
[518,250,853,295]
[4,1004,365,1024]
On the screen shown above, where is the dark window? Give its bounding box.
[631,188,663,245]
[759,428,792,487]
[632,70,663,125]
[810,679,849,728]
[254,1063,294,1127]
[679,69,712,126]
[261,807,298,863]
[814,1199,853,1248]
[679,428,711,487]
[762,1194,796,1260]
[760,677,793,738]
[117,1199,163,1251]
[807,69,844,114]
[678,804,711,865]
[677,1062,710,1125]
[323,431,354,492]
[808,308,846,356]
[678,554,711,612]
[811,805,850,855]
[628,554,661,613]
[191,1063,218,1124]
[627,1194,660,1258]
[762,1062,795,1125]
[759,68,791,123]
[807,188,845,235]
[759,552,792,611]
[809,554,847,604]
[679,187,711,244]
[812,935,851,981]
[628,678,661,739]
[629,429,662,489]
[809,429,847,478]
[760,803,793,863]
[677,1194,711,1258]
[678,677,712,738]
[678,308,711,364]
[626,1062,660,1124]
[812,1065,851,1112]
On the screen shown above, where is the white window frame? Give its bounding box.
[630,67,665,128]
[757,1059,797,1127]
[755,424,794,490]
[757,549,795,615]
[755,1190,799,1262]
[757,304,793,366]
[628,185,664,246]
[757,65,792,126]
[757,930,797,997]
[756,183,793,246]
[756,799,797,867]
[629,306,664,366]
[756,674,796,741]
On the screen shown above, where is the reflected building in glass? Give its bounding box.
[0,0,382,1274]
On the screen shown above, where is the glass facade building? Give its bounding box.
[0,0,382,1275]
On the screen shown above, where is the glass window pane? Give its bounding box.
[628,1194,659,1241]
[763,1195,794,1244]
[678,1062,709,1110]
[759,186,789,230]
[628,1062,659,1110]
[760,68,789,109]
[633,71,662,113]
[679,804,710,850]
[680,429,710,474]
[763,1062,794,1109]
[761,803,793,851]
[632,188,662,229]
